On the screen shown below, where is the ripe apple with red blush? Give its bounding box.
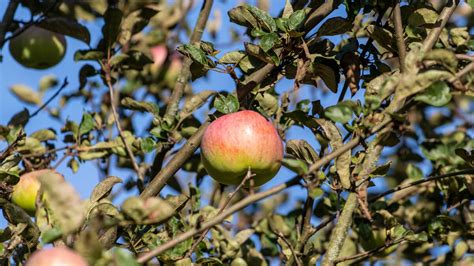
[26,246,88,266]
[200,110,283,186]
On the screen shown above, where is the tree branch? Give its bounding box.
[303,0,342,32]
[393,1,406,73]
[185,169,255,258]
[163,0,214,126]
[321,192,358,266]
[422,0,459,52]
[30,77,69,118]
[0,0,20,49]
[105,67,144,184]
[334,238,407,264]
[369,168,474,202]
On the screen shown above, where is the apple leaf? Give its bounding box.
[282,158,308,175]
[79,112,94,137]
[324,104,353,124]
[38,17,91,45]
[317,17,353,37]
[213,94,239,114]
[286,139,319,165]
[90,176,122,202]
[316,119,351,189]
[10,84,41,105]
[414,81,452,106]
[102,7,123,49]
[39,171,85,235]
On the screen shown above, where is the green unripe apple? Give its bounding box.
[26,246,88,266]
[201,110,283,186]
[360,229,397,257]
[9,26,67,69]
[11,169,62,215]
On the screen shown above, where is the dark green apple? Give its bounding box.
[9,26,67,69]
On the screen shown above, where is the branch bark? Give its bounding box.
[422,0,459,52]
[303,0,342,32]
[393,1,406,73]
[0,0,19,49]
[163,0,214,125]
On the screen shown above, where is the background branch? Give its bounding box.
[393,1,406,73]
[422,0,459,52]
[0,0,19,49]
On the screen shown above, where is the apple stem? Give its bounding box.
[185,168,255,258]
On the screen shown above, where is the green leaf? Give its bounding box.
[317,17,353,36]
[324,104,353,124]
[141,137,156,153]
[312,58,340,93]
[180,44,208,65]
[67,158,79,173]
[406,163,423,180]
[121,97,160,117]
[38,17,91,44]
[316,119,351,189]
[218,51,245,64]
[260,32,281,52]
[10,84,41,105]
[213,94,239,114]
[287,9,306,31]
[414,81,452,106]
[41,227,62,244]
[468,0,474,8]
[79,113,94,137]
[246,4,277,32]
[90,176,122,202]
[118,7,158,46]
[102,8,123,49]
[408,8,438,27]
[366,24,397,54]
[286,139,319,165]
[39,171,85,235]
[282,158,308,175]
[111,248,140,266]
[31,129,56,141]
[74,50,105,61]
[39,75,58,92]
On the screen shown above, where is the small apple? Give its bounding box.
[201,110,283,186]
[360,229,397,257]
[9,26,67,69]
[11,169,62,215]
[164,53,182,88]
[150,45,168,77]
[26,246,88,266]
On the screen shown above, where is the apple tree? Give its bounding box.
[0,0,474,265]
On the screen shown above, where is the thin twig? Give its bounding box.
[0,0,20,49]
[334,238,406,264]
[30,77,69,118]
[393,1,406,73]
[104,64,144,185]
[136,177,301,263]
[274,231,302,266]
[0,129,25,161]
[185,168,255,258]
[369,169,474,202]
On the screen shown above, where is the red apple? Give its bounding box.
[26,246,88,266]
[150,45,168,77]
[11,169,62,215]
[9,26,67,69]
[201,110,283,186]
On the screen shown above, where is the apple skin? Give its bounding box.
[26,246,88,266]
[150,45,168,77]
[201,110,283,186]
[11,169,62,215]
[9,26,67,69]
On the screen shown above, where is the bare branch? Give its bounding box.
[369,169,474,202]
[30,77,69,118]
[105,67,144,184]
[163,0,214,125]
[422,0,459,52]
[393,1,406,73]
[0,0,20,49]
